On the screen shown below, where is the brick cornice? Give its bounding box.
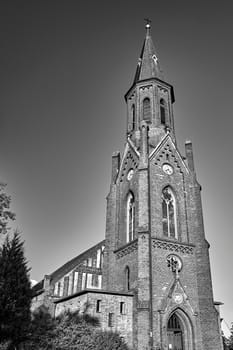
[114,239,138,259]
[152,238,195,255]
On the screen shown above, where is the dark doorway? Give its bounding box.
[167,313,183,350]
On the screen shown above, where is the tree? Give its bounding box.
[0,232,32,349]
[26,307,56,350]
[93,331,129,350]
[28,308,129,350]
[52,311,129,350]
[227,323,233,350]
[52,310,99,349]
[0,183,15,236]
[223,334,230,350]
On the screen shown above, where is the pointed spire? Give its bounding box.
[133,21,163,83]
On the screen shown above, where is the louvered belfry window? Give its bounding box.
[143,97,151,122]
[160,98,166,125]
[132,104,135,130]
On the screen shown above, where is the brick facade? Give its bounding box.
[32,25,223,350]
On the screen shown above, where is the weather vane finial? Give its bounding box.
[144,18,151,36]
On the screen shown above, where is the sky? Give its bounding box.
[0,0,232,336]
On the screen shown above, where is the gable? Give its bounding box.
[149,135,189,176]
[117,140,139,184]
[32,240,105,299]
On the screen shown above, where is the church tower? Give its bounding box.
[103,23,223,350]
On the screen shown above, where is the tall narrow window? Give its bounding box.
[96,249,101,268]
[120,302,126,315]
[160,98,166,125]
[81,273,86,290]
[87,258,92,267]
[108,312,114,327]
[63,276,69,296]
[96,299,101,313]
[125,266,130,291]
[57,281,61,296]
[108,313,114,327]
[143,97,151,122]
[126,192,135,243]
[92,274,99,288]
[73,272,79,293]
[132,104,135,130]
[162,187,177,238]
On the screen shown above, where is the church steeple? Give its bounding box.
[125,23,175,150]
[104,23,224,350]
[134,21,163,83]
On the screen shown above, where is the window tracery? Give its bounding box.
[162,186,177,238]
[126,192,135,243]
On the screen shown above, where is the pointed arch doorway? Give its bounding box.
[166,309,194,350]
[167,313,183,350]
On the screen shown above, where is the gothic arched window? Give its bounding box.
[125,266,130,291]
[168,313,181,330]
[143,97,151,122]
[126,192,135,243]
[160,98,166,125]
[132,104,135,130]
[162,186,177,238]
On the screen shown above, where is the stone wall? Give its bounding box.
[54,290,133,348]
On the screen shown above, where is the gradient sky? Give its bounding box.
[0,0,232,335]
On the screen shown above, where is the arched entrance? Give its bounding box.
[167,313,183,350]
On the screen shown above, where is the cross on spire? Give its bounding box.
[144,18,151,36]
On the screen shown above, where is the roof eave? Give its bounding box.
[124,77,175,103]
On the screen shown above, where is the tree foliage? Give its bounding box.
[52,310,99,349]
[93,331,129,350]
[226,323,233,350]
[0,183,15,236]
[26,307,56,350]
[27,308,129,350]
[0,232,32,349]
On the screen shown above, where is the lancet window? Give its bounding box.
[125,266,130,291]
[143,97,151,122]
[160,98,166,125]
[132,104,135,130]
[162,186,177,238]
[126,192,135,243]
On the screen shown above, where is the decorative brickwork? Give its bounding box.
[119,150,138,183]
[152,239,194,254]
[115,240,138,259]
[152,141,186,175]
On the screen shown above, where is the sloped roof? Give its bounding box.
[133,24,163,83]
[32,239,105,293]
